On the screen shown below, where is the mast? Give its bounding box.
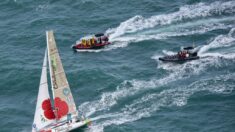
[46,31,77,122]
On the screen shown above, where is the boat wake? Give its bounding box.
[107,1,235,39]
[87,73,234,132]
[75,1,235,132]
[102,1,235,51]
[79,27,235,132]
[83,75,234,132]
[155,27,235,70]
[80,1,235,52]
[198,28,235,54]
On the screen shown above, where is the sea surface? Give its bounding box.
[0,0,235,132]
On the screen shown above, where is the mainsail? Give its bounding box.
[32,50,55,132]
[46,31,77,122]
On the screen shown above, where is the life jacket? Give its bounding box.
[86,40,90,46]
[90,39,92,45]
[83,40,86,46]
[91,37,95,44]
[82,39,86,45]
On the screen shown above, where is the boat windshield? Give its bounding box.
[183,46,194,50]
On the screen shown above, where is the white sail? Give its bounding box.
[32,50,56,132]
[46,31,77,122]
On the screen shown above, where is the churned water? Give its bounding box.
[0,0,234,132]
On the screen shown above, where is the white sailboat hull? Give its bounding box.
[51,119,90,132]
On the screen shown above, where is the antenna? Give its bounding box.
[192,34,195,48]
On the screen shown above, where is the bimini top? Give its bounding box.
[183,46,194,50]
[95,33,104,37]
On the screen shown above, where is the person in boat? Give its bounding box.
[91,37,95,45]
[83,39,86,44]
[186,52,189,58]
[87,41,89,47]
[81,39,86,47]
[89,39,94,46]
[97,37,102,44]
[178,51,187,59]
[67,113,72,124]
[86,40,89,47]
[82,40,86,47]
[183,46,199,56]
[178,51,183,58]
[102,36,109,42]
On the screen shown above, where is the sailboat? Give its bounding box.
[32,31,90,132]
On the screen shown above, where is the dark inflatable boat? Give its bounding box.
[159,47,199,62]
[159,55,199,62]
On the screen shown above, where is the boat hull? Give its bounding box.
[72,42,111,51]
[159,56,200,62]
[43,119,91,132]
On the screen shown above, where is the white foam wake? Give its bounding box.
[98,22,232,53]
[81,28,235,119]
[80,55,208,117]
[75,1,235,52]
[198,28,235,54]
[87,73,235,132]
[82,50,235,132]
[80,37,235,131]
[153,27,235,72]
[107,1,235,39]
[104,18,233,52]
[78,2,235,131]
[162,50,176,55]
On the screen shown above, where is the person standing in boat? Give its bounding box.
[178,51,182,58]
[81,39,85,47]
[178,51,186,59]
[67,113,72,123]
[98,37,102,44]
[103,36,109,42]
[91,37,95,45]
[89,39,93,47]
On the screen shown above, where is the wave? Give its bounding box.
[80,30,235,132]
[85,21,233,53]
[107,1,235,39]
[77,2,235,132]
[74,1,235,52]
[79,53,211,117]
[87,73,235,132]
[104,17,234,52]
[77,32,235,132]
[108,17,234,43]
[198,28,235,54]
[80,27,235,117]
[162,50,176,55]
